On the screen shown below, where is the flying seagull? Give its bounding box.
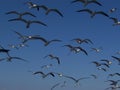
[8,18,47,28]
[111,56,120,65]
[71,38,93,44]
[44,54,60,64]
[77,9,109,18]
[71,0,102,7]
[33,71,55,78]
[36,5,63,17]
[6,11,36,18]
[22,36,62,46]
[0,55,28,62]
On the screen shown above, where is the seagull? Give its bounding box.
[8,18,47,28]
[25,1,40,11]
[71,38,93,44]
[109,17,120,26]
[33,71,55,78]
[77,9,109,18]
[63,45,88,55]
[105,80,120,86]
[63,75,90,85]
[100,59,112,65]
[0,55,28,62]
[37,5,63,17]
[91,61,101,67]
[73,46,88,55]
[44,54,60,64]
[6,11,36,18]
[51,83,60,90]
[111,56,120,65]
[22,36,62,46]
[101,63,110,68]
[71,0,102,7]
[108,73,120,79]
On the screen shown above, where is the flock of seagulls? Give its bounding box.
[1,0,120,90]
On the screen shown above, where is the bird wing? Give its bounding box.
[13,30,24,38]
[95,11,109,17]
[78,47,88,55]
[6,11,19,15]
[8,18,27,23]
[109,17,118,23]
[77,77,90,81]
[84,39,93,44]
[88,1,102,6]
[54,57,60,64]
[63,75,77,81]
[71,0,85,3]
[22,12,36,17]
[48,72,55,77]
[33,71,45,75]
[11,57,28,62]
[38,5,48,11]
[76,9,93,15]
[46,9,63,17]
[30,20,47,26]
[49,39,62,43]
[112,56,120,61]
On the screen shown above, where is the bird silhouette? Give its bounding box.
[8,18,47,28]
[109,17,120,26]
[6,11,36,18]
[22,36,62,46]
[63,75,90,85]
[71,38,93,44]
[44,54,60,64]
[33,71,55,78]
[63,44,88,55]
[100,59,112,65]
[36,5,63,17]
[91,61,101,67]
[111,56,120,65]
[25,1,40,11]
[105,80,120,86]
[77,9,109,18]
[71,0,102,7]
[0,55,28,62]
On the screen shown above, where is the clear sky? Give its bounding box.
[0,0,120,90]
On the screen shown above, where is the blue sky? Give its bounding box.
[0,0,120,90]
